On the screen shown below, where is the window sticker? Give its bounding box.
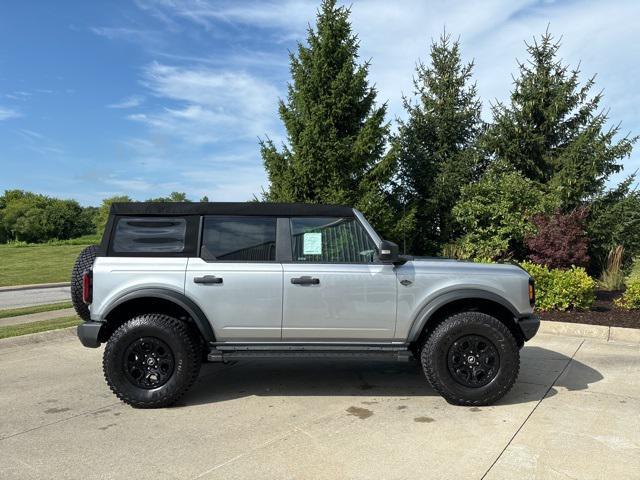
[303,232,322,255]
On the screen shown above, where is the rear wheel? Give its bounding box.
[103,314,202,408]
[420,312,519,406]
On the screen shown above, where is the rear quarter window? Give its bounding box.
[111,217,188,254]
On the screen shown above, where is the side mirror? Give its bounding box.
[378,240,399,263]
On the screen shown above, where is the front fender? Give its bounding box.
[405,289,520,342]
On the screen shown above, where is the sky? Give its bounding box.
[0,0,638,206]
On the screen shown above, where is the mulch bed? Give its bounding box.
[539,290,640,329]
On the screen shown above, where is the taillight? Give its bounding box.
[82,270,93,304]
[528,278,535,307]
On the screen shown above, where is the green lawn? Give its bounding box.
[0,243,92,287]
[0,301,73,319]
[0,315,80,339]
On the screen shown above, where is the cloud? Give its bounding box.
[104,177,155,192]
[181,162,268,201]
[90,26,164,48]
[130,62,281,145]
[0,106,21,120]
[17,129,44,140]
[137,0,316,32]
[107,95,145,109]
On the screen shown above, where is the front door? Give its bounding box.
[282,216,397,341]
[185,215,282,342]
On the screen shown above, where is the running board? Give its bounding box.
[207,347,413,363]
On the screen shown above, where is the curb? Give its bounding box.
[0,326,77,351]
[0,282,71,293]
[539,320,640,344]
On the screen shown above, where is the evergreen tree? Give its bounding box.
[395,32,483,255]
[484,30,636,208]
[260,0,399,238]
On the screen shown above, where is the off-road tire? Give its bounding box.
[103,314,202,408]
[420,312,519,406]
[70,245,100,321]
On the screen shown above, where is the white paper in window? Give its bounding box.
[303,232,322,255]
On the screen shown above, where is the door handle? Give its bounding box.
[194,275,223,285]
[291,276,320,285]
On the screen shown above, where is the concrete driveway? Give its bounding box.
[0,286,70,309]
[0,332,638,479]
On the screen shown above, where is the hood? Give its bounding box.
[403,256,530,278]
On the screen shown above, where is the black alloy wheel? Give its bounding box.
[123,337,175,389]
[447,334,500,388]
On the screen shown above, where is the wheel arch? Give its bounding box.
[98,288,215,344]
[409,290,525,349]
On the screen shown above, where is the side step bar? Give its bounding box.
[207,348,414,363]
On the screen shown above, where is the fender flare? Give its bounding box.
[406,289,520,342]
[101,288,215,343]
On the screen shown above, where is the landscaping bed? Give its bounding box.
[540,291,640,329]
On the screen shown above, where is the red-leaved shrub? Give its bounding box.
[525,208,590,269]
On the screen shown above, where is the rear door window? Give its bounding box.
[112,217,187,254]
[201,216,277,261]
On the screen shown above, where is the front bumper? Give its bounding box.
[517,314,540,341]
[77,321,104,348]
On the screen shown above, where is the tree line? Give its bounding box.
[261,0,639,274]
[0,191,196,243]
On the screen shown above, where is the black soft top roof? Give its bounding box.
[109,202,355,217]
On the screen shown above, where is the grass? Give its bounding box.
[0,301,73,319]
[0,315,80,339]
[599,246,625,291]
[6,234,100,247]
[0,242,94,287]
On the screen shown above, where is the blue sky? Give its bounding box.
[1,0,638,206]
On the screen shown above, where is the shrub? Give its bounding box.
[521,261,596,311]
[453,168,557,260]
[525,207,590,269]
[587,178,640,273]
[614,281,640,310]
[599,245,625,291]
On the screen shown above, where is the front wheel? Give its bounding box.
[420,312,519,406]
[103,314,202,408]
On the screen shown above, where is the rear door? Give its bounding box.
[282,216,397,341]
[185,216,283,342]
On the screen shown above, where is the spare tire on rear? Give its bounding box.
[71,245,101,322]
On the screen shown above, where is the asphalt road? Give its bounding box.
[0,332,638,479]
[0,286,70,310]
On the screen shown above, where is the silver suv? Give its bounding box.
[72,202,539,408]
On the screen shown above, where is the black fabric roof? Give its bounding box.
[109,202,355,217]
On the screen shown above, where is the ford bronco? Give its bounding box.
[72,202,539,408]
